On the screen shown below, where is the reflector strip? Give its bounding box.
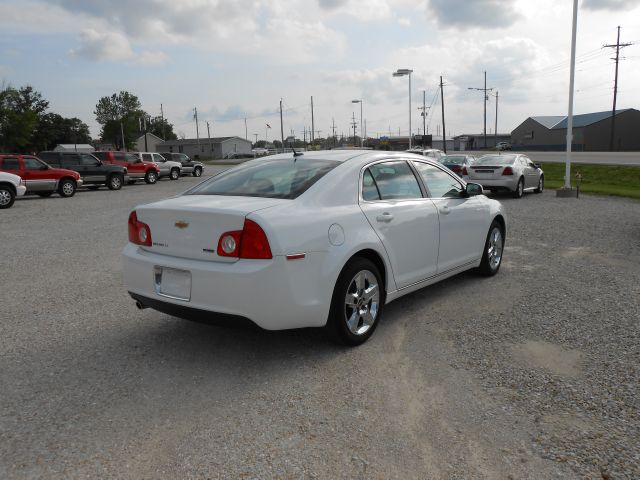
[286,253,306,260]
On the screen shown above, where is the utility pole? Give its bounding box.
[303,126,307,146]
[193,108,200,145]
[253,133,258,145]
[206,121,211,157]
[418,90,429,149]
[331,118,337,148]
[311,96,315,144]
[120,121,125,151]
[160,103,166,140]
[440,76,447,153]
[468,72,493,149]
[351,112,358,145]
[244,117,248,140]
[279,99,284,153]
[143,115,148,151]
[603,26,632,151]
[494,91,499,145]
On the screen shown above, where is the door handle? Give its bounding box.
[376,212,394,223]
[439,205,451,215]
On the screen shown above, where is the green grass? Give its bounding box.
[541,163,640,200]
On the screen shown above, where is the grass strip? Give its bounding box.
[541,163,640,200]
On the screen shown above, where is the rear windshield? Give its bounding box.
[474,155,516,166]
[441,156,466,164]
[188,158,339,199]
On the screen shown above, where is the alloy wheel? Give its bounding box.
[487,227,503,271]
[344,270,380,336]
[0,190,11,206]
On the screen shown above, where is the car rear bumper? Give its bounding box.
[468,177,518,191]
[122,243,332,330]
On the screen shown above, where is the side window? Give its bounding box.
[142,154,152,162]
[79,154,98,166]
[113,152,126,161]
[23,157,43,170]
[62,154,81,167]
[1,157,21,170]
[367,161,422,200]
[362,169,381,201]
[180,154,190,162]
[93,152,106,161]
[153,154,165,162]
[413,162,465,198]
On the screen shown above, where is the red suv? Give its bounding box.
[93,151,160,184]
[0,154,82,197]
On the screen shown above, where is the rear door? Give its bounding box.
[359,160,440,289]
[412,161,488,272]
[521,156,538,188]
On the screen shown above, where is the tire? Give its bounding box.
[107,174,123,190]
[36,191,54,198]
[534,175,544,194]
[513,177,524,198]
[169,168,180,180]
[144,170,158,184]
[192,166,202,177]
[327,258,384,346]
[58,179,76,197]
[0,186,16,209]
[478,220,505,276]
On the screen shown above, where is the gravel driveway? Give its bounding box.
[1,174,638,479]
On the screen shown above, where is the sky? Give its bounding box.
[0,0,639,142]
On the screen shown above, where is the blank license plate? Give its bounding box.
[156,267,191,301]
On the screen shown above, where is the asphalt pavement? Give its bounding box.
[1,172,639,479]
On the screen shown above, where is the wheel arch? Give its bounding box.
[346,248,388,299]
[493,214,506,239]
[0,181,17,195]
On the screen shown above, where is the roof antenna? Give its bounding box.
[291,145,303,161]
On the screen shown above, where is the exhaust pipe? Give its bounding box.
[135,300,149,310]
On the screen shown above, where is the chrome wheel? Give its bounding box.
[146,171,157,184]
[0,189,12,206]
[110,176,122,189]
[170,169,179,180]
[193,167,202,177]
[344,270,380,336]
[61,181,75,196]
[487,227,503,271]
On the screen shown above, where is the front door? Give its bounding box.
[412,161,488,273]
[359,160,440,289]
[22,157,56,192]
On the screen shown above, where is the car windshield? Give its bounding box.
[474,155,516,165]
[441,156,466,164]
[187,158,339,199]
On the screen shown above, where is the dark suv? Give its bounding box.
[38,151,129,190]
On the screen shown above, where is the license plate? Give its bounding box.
[155,267,191,301]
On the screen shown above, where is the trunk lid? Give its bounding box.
[135,195,289,262]
[469,165,508,180]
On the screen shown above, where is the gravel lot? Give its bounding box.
[1,172,638,479]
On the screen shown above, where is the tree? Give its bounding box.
[147,115,177,141]
[35,113,91,151]
[94,91,143,149]
[0,84,49,152]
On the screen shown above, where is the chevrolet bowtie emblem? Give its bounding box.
[175,221,189,229]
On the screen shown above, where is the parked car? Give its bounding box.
[225,152,255,160]
[0,171,26,209]
[158,153,204,177]
[124,150,506,345]
[467,154,544,198]
[496,142,512,151]
[93,151,160,185]
[406,148,445,161]
[38,151,128,190]
[438,154,476,179]
[0,154,82,198]
[134,152,182,180]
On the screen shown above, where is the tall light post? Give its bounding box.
[393,68,413,149]
[351,99,363,147]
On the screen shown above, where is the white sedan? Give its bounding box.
[123,150,506,345]
[0,171,26,209]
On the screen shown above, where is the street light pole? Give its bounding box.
[393,68,413,149]
[351,99,363,147]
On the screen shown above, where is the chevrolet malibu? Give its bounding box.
[123,150,506,345]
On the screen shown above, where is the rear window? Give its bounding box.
[38,152,59,166]
[475,155,516,166]
[188,158,339,199]
[93,152,107,161]
[441,156,466,164]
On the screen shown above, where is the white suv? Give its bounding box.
[0,171,27,209]
[135,152,182,180]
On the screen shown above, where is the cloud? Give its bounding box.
[581,0,640,9]
[70,29,134,61]
[397,17,412,26]
[137,50,169,66]
[427,0,520,28]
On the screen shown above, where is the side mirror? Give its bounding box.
[533,163,541,169]
[466,183,483,196]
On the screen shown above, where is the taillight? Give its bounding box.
[502,166,514,175]
[217,219,272,259]
[462,166,468,175]
[128,211,152,246]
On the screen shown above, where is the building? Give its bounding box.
[453,134,511,151]
[53,144,94,153]
[511,108,640,151]
[132,133,164,153]
[157,136,253,159]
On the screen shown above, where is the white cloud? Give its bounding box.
[427,0,521,28]
[582,0,640,9]
[137,50,169,66]
[398,17,412,26]
[70,29,135,62]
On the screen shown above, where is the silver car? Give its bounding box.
[467,154,544,198]
[136,152,182,180]
[159,152,204,177]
